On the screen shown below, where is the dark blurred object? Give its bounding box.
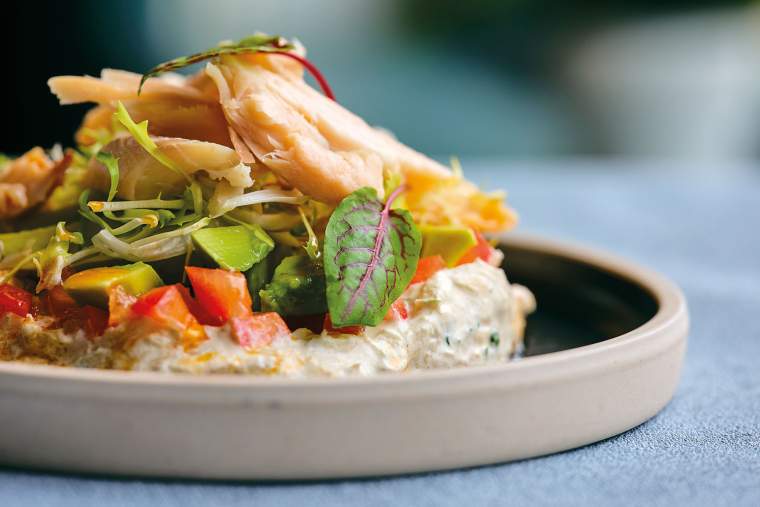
[3,1,148,153]
[402,0,760,158]
[401,0,754,73]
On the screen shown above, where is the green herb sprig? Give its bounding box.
[138,34,335,100]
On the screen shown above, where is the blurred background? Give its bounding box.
[4,0,760,161]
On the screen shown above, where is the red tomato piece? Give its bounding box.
[185,267,252,325]
[323,313,365,335]
[384,298,408,321]
[30,295,45,318]
[410,255,446,285]
[82,305,108,338]
[231,312,290,349]
[39,286,109,338]
[0,284,33,317]
[132,285,206,349]
[132,285,186,324]
[107,285,137,327]
[456,232,493,265]
[43,286,80,319]
[174,282,219,326]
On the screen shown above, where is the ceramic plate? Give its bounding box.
[0,234,688,479]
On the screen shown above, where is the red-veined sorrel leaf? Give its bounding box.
[139,34,335,99]
[324,186,421,327]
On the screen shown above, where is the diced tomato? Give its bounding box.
[410,255,446,285]
[456,232,493,265]
[184,267,292,349]
[231,312,290,349]
[82,305,108,337]
[107,285,137,327]
[43,286,80,319]
[323,313,365,335]
[384,298,408,321]
[41,286,110,338]
[177,285,219,327]
[131,285,180,320]
[30,296,45,317]
[132,285,206,349]
[185,267,252,325]
[0,284,33,317]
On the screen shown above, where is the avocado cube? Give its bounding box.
[246,256,273,311]
[0,226,56,256]
[420,225,477,266]
[191,225,274,272]
[259,255,327,316]
[62,262,163,308]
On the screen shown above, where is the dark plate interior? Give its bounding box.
[500,243,659,357]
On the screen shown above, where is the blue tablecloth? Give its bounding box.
[1,160,758,506]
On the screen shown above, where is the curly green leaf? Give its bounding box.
[114,102,190,182]
[95,151,120,202]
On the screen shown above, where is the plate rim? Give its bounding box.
[0,232,689,398]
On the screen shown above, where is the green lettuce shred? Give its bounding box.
[114,101,190,183]
[95,151,120,203]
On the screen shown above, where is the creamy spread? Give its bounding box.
[0,261,535,377]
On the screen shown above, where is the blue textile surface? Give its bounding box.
[1,160,758,506]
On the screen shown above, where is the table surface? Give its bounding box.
[1,160,758,507]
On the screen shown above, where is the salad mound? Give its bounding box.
[0,34,529,375]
